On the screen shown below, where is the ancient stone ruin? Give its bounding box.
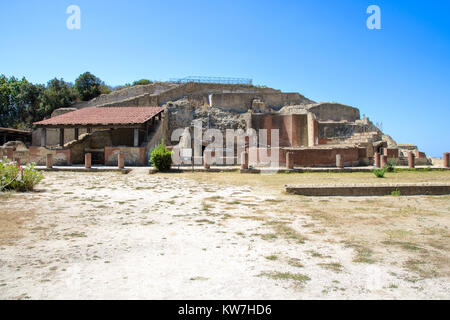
[1,79,432,167]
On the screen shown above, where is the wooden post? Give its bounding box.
[59,128,64,147]
[85,153,92,169]
[74,128,79,141]
[118,153,125,169]
[133,129,139,147]
[444,152,449,168]
[46,154,53,169]
[408,152,415,169]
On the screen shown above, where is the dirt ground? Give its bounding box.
[0,169,449,299]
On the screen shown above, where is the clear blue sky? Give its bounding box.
[1,0,449,156]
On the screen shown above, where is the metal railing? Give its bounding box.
[169,76,253,85]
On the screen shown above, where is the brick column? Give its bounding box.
[203,151,211,170]
[408,152,415,169]
[381,155,387,168]
[85,153,92,169]
[118,153,125,169]
[241,151,248,170]
[336,154,344,169]
[374,152,380,168]
[46,154,53,169]
[286,152,294,169]
[444,152,449,168]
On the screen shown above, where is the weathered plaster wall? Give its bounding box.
[306,103,360,122]
[210,92,311,112]
[250,113,311,147]
[104,146,145,166]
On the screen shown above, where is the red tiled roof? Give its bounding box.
[34,107,165,126]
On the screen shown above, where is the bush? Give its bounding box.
[150,141,172,171]
[386,159,396,172]
[0,159,43,192]
[373,168,386,178]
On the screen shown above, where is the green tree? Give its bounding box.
[132,79,152,86]
[0,75,43,128]
[39,78,77,117]
[74,72,106,101]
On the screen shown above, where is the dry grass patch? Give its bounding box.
[0,207,36,245]
[258,271,310,285]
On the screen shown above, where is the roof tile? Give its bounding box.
[34,107,165,126]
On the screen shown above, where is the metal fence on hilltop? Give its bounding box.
[169,76,253,85]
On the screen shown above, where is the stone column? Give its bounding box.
[46,154,53,169]
[286,152,294,169]
[444,152,449,168]
[40,128,46,147]
[85,153,92,169]
[118,153,125,169]
[336,154,344,169]
[133,129,139,147]
[59,128,64,147]
[381,155,387,168]
[241,151,248,170]
[374,152,380,168]
[408,152,415,169]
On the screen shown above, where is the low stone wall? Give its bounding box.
[282,146,361,167]
[285,183,450,196]
[29,147,71,165]
[104,146,145,166]
[244,146,362,167]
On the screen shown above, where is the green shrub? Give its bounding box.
[386,159,396,172]
[0,159,43,192]
[390,189,401,196]
[150,140,172,171]
[373,168,386,178]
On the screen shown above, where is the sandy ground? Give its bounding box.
[0,169,449,299]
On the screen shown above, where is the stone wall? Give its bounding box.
[282,146,361,167]
[29,147,72,165]
[104,146,146,166]
[306,103,360,122]
[210,92,311,112]
[250,113,311,147]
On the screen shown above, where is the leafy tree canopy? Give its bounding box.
[132,79,152,86]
